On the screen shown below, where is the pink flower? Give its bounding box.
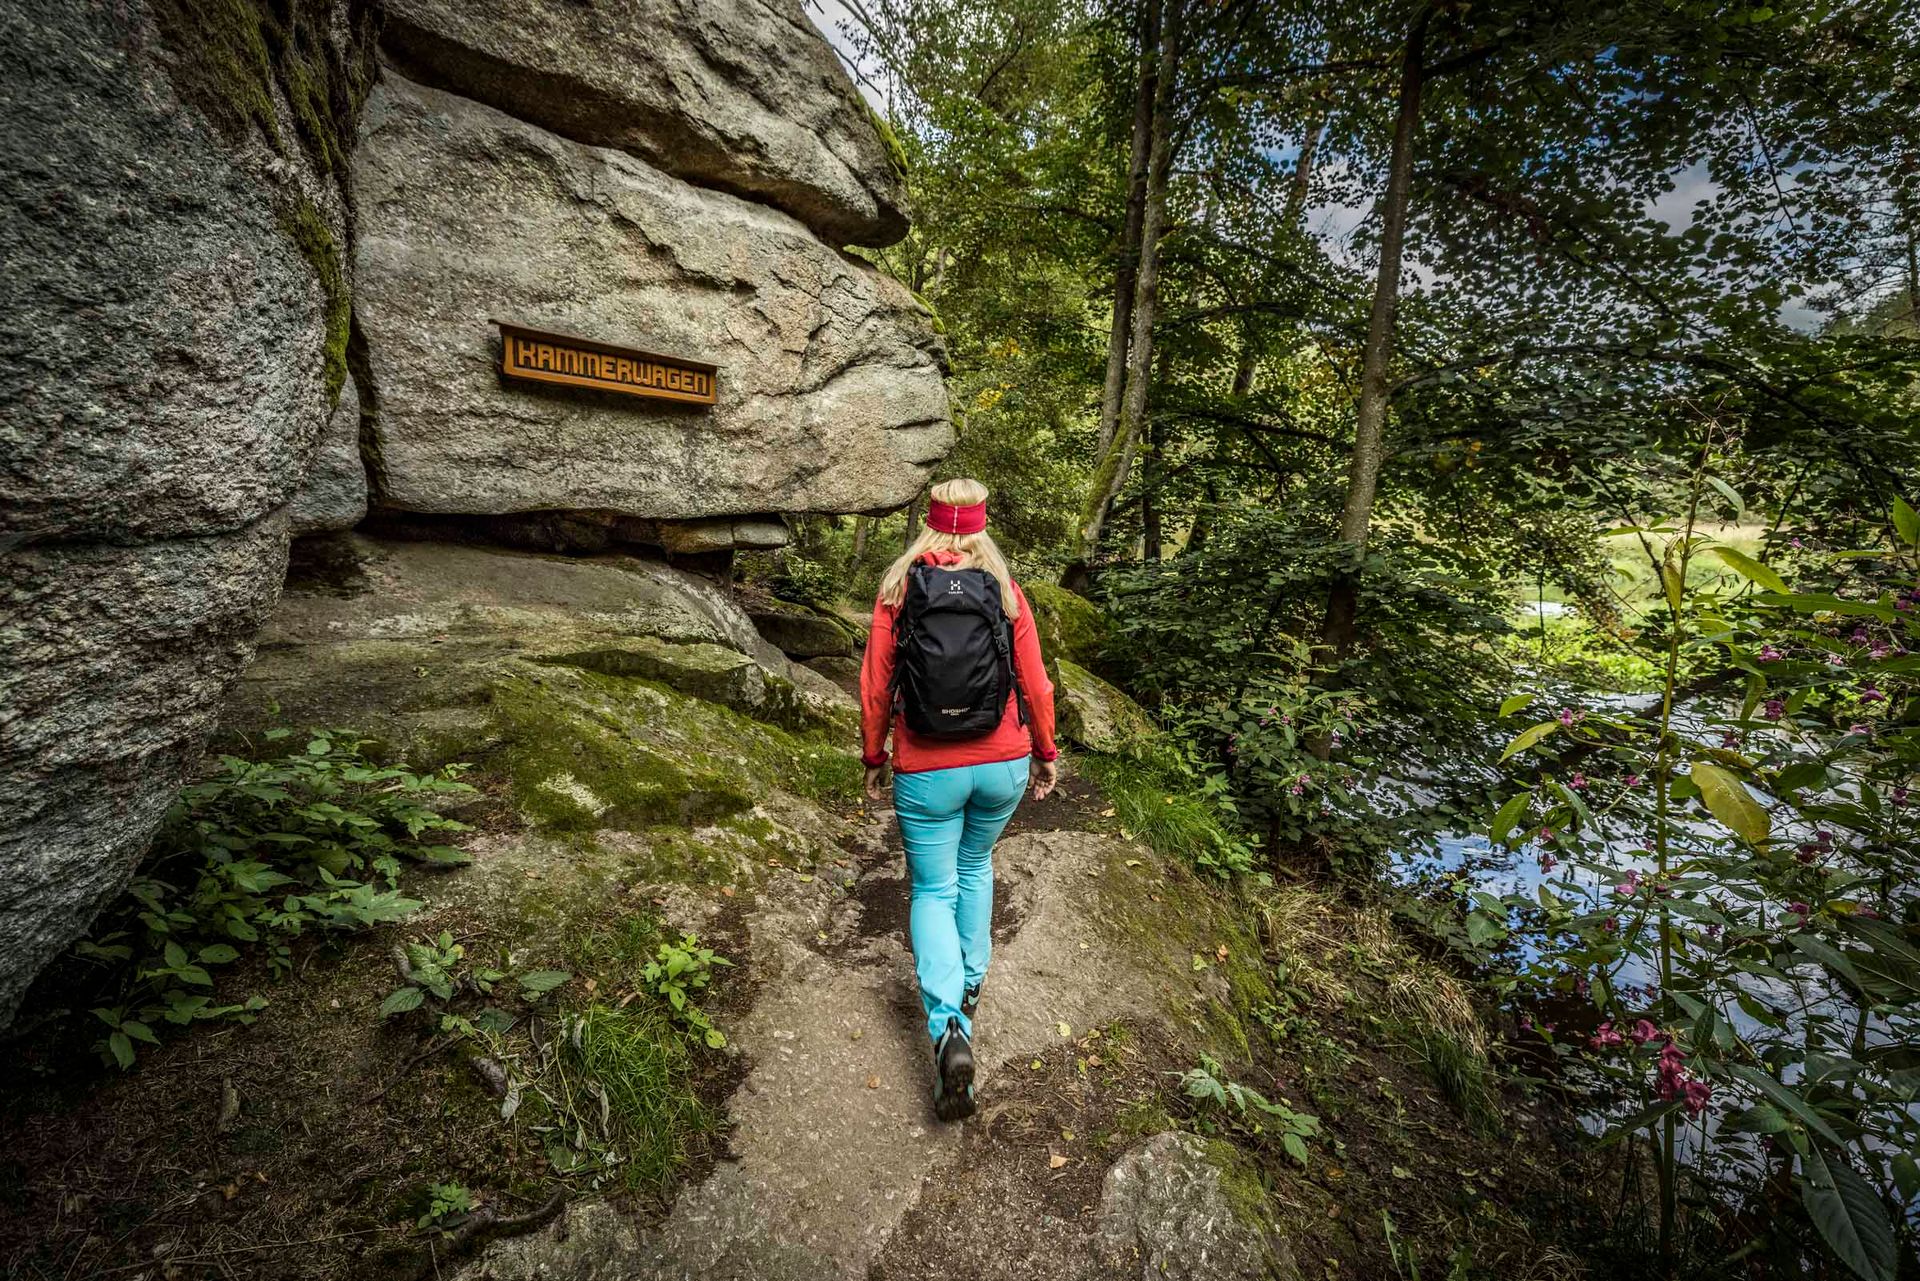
[1871,642,1891,659]
[1720,731,1743,749]
[1758,644,1783,662]
[1558,707,1583,727]
[1602,916,1619,933]
[1538,826,1554,841]
[1682,1078,1713,1114]
[1625,773,1643,788]
[1630,1018,1660,1044]
[1789,537,1804,549]
[1518,1013,1534,1032]
[1537,851,1558,873]
[1861,683,1885,703]
[1894,786,1910,806]
[1762,698,1784,721]
[1786,901,1811,925]
[1614,869,1642,897]
[1847,723,1872,737]
[1570,773,1588,790]
[1828,653,1846,667]
[1589,1021,1623,1050]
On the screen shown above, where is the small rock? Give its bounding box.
[1098,1132,1299,1281]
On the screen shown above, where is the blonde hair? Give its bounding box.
[879,478,1021,617]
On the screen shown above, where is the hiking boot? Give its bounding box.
[932,1016,976,1122]
[961,981,983,1019]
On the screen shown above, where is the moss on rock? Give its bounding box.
[1024,580,1107,669]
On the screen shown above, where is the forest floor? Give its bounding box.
[0,762,1619,1281]
[0,539,1630,1281]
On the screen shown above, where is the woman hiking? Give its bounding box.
[859,478,1059,1122]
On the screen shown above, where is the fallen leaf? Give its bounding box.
[866,1075,880,1090]
[1150,894,1163,903]
[1061,1128,1075,1141]
[222,1182,239,1201]
[835,859,850,867]
[850,1029,865,1041]
[1099,807,1115,817]
[1215,943,1230,962]
[1087,1054,1103,1066]
[719,886,735,898]
[797,874,814,883]
[1124,858,1142,867]
[583,977,598,993]
[1031,1058,1044,1070]
[1056,1021,1071,1037]
[1049,1154,1069,1169]
[1392,1165,1412,1180]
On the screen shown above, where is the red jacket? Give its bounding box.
[860,550,1059,774]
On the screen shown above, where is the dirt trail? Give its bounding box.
[457,782,1181,1280]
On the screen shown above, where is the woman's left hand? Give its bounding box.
[1029,757,1058,801]
[864,765,890,802]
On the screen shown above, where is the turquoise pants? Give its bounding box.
[893,756,1028,1043]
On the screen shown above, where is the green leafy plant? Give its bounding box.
[72,730,475,1067]
[641,933,733,1048]
[1178,1052,1321,1166]
[415,1180,474,1234]
[1488,466,1920,1279]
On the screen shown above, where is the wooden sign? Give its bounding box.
[496,320,717,405]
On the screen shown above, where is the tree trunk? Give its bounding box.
[851,515,871,563]
[1184,480,1216,556]
[1094,0,1161,462]
[1286,108,1326,226]
[1231,322,1258,397]
[1069,0,1180,584]
[1316,10,1428,666]
[1142,405,1163,561]
[903,489,924,549]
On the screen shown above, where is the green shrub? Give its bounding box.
[75,729,474,1067]
[1078,748,1259,880]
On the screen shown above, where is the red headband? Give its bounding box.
[925,498,987,535]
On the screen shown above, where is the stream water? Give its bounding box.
[1383,679,1915,1198]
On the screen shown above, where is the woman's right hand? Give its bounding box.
[864,765,890,802]
[1029,757,1058,800]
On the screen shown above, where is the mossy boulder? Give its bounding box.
[1097,1131,1299,1281]
[1023,579,1107,670]
[1055,659,1156,754]
[747,603,855,660]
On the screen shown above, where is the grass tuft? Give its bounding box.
[556,1003,716,1193]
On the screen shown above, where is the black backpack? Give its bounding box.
[893,563,1029,740]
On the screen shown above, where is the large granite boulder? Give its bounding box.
[1056,659,1157,755]
[0,0,355,1022]
[380,0,910,248]
[290,374,370,535]
[352,73,950,525]
[1099,1132,1300,1281]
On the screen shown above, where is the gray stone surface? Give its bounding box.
[0,517,292,1023]
[380,0,909,248]
[748,605,855,659]
[457,830,1176,1280]
[1099,1132,1299,1281]
[352,73,950,525]
[237,536,855,738]
[0,1,338,546]
[1056,658,1157,754]
[0,0,350,1021]
[290,374,369,535]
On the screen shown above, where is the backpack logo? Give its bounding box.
[946,580,963,593]
[941,707,969,715]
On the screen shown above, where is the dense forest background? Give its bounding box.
[781,0,1920,1276]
